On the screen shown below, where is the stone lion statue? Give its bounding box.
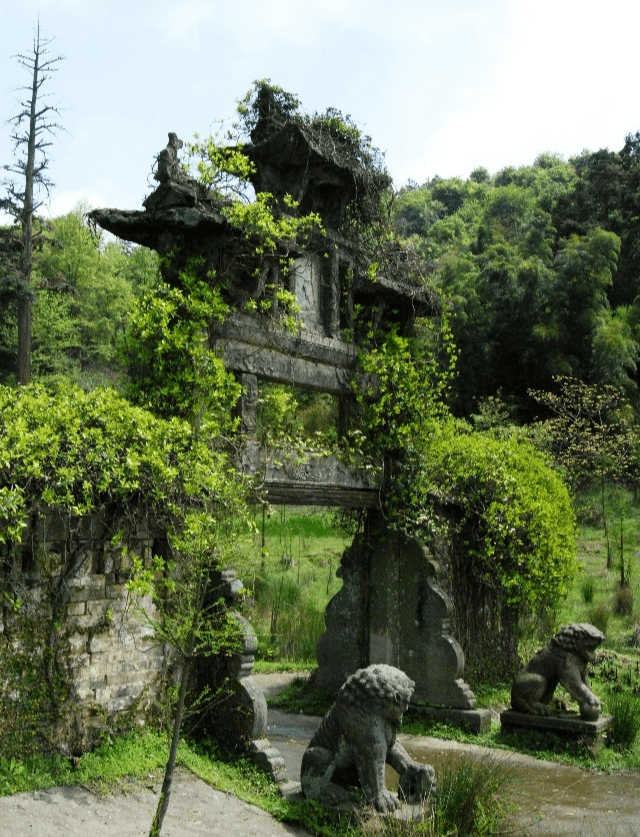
[301,664,436,811]
[511,623,604,720]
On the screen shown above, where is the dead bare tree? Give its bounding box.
[3,21,64,384]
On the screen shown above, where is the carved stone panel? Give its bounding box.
[313,511,475,710]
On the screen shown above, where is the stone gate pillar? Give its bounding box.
[313,511,487,728]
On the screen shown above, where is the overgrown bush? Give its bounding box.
[420,423,577,682]
[0,382,249,756]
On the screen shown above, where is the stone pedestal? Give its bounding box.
[500,709,614,744]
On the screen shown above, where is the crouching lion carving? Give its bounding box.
[301,664,436,812]
[511,623,604,720]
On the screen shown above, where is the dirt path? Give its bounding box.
[0,773,310,837]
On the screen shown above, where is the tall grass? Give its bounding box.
[244,507,351,665]
[606,692,640,751]
[357,755,515,837]
[581,576,596,604]
[434,755,514,836]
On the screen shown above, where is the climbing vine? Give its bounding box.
[352,313,577,654]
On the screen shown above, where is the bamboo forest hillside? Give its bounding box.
[393,135,640,421]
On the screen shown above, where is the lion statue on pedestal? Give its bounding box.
[511,623,604,720]
[301,664,436,812]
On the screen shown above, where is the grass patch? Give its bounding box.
[267,675,334,716]
[240,506,351,665]
[0,730,170,797]
[252,658,314,674]
[434,754,515,837]
[556,521,640,662]
[606,692,640,751]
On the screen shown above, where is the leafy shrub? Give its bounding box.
[419,424,578,614]
[0,382,241,545]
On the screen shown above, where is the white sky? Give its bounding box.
[2,0,640,222]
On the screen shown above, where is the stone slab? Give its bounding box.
[500,709,614,742]
[411,705,493,734]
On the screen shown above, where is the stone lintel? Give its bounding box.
[212,312,356,368]
[500,709,614,741]
[215,337,353,393]
[409,705,493,735]
[88,207,227,251]
[259,484,379,508]
[242,443,379,507]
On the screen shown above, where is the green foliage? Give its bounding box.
[0,382,237,544]
[420,424,578,613]
[606,692,640,751]
[29,208,160,387]
[126,264,239,424]
[392,146,640,418]
[353,319,456,468]
[530,376,638,492]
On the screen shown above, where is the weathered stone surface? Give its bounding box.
[313,512,475,713]
[500,708,613,743]
[82,107,472,762]
[510,623,604,720]
[301,665,436,811]
[0,508,174,755]
[313,536,370,693]
[242,441,378,508]
[247,739,289,783]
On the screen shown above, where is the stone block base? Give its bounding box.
[246,738,289,783]
[500,709,613,744]
[411,705,493,734]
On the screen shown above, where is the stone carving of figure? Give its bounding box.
[155,132,184,185]
[510,623,604,720]
[301,664,436,811]
[143,133,199,211]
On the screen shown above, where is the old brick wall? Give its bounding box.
[0,508,174,755]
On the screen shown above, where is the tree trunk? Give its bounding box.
[16,31,40,385]
[148,654,193,837]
